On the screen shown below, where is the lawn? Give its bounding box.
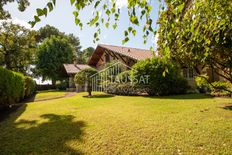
[0,92,231,154]
[32,90,67,102]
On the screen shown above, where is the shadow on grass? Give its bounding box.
[223,105,232,111]
[83,94,115,98]
[0,103,27,122]
[142,93,212,100]
[0,105,86,154]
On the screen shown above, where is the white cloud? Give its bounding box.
[0,18,32,29]
[115,0,128,8]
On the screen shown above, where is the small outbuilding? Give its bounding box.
[63,64,92,91]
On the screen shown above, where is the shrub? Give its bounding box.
[24,76,36,98]
[74,68,97,96]
[106,83,140,96]
[115,70,131,83]
[0,67,25,107]
[210,81,232,97]
[56,80,68,90]
[195,75,210,93]
[131,58,189,96]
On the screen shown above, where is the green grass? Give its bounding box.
[33,90,66,101]
[0,92,231,154]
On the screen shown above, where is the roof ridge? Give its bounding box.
[99,44,151,52]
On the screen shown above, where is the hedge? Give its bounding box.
[106,83,140,96]
[0,67,25,107]
[0,67,36,107]
[24,76,36,98]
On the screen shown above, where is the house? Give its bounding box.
[63,44,154,91]
[63,44,225,91]
[88,44,153,70]
[63,64,91,91]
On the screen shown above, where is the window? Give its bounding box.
[105,54,110,62]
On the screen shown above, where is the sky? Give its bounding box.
[4,0,161,50]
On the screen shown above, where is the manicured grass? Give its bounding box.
[33,90,67,101]
[0,92,231,154]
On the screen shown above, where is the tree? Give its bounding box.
[157,0,232,83]
[35,36,74,85]
[37,25,82,63]
[0,22,37,74]
[74,68,97,96]
[82,47,94,63]
[36,24,64,42]
[0,0,29,19]
[66,34,82,63]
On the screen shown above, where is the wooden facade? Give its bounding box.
[88,44,153,70]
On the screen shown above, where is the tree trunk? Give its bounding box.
[52,79,56,87]
[88,90,92,96]
[4,52,12,70]
[87,82,92,96]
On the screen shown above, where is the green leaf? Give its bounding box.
[130,16,139,25]
[36,8,44,16]
[115,13,119,20]
[124,30,129,36]
[94,32,98,38]
[28,21,36,28]
[103,4,107,9]
[75,18,80,25]
[106,9,111,16]
[105,23,109,28]
[79,23,83,30]
[94,1,100,8]
[34,16,41,22]
[70,0,75,5]
[43,8,48,17]
[132,30,136,36]
[47,2,53,12]
[122,37,129,44]
[128,27,133,32]
[52,0,56,5]
[113,23,117,29]
[73,11,78,17]
[147,5,152,12]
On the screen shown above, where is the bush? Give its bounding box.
[0,67,25,107]
[106,83,140,96]
[210,81,232,97]
[56,80,68,90]
[24,76,36,98]
[115,70,131,83]
[195,75,210,93]
[75,68,98,96]
[131,58,189,96]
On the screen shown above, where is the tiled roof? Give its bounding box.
[63,64,91,74]
[98,44,153,60]
[88,44,154,66]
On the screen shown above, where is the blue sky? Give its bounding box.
[4,0,160,50]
